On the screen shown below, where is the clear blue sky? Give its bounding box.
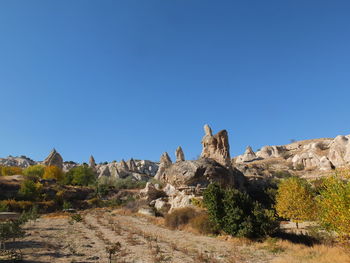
[0,1,349,163]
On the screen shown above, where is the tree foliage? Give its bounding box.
[275,177,316,226]
[317,169,350,240]
[23,165,45,179]
[64,165,96,186]
[43,166,63,181]
[203,184,278,238]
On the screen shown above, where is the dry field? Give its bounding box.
[6,208,350,263]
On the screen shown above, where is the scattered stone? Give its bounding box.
[138,207,155,217]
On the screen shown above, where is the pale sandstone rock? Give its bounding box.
[154,152,172,180]
[200,124,231,167]
[328,135,350,167]
[43,149,63,169]
[175,146,185,162]
[157,158,236,188]
[140,182,165,201]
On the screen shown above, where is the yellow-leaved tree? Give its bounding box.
[275,176,316,228]
[43,166,63,181]
[317,168,350,241]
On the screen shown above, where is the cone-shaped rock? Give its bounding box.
[120,159,129,171]
[175,146,185,162]
[154,152,172,180]
[43,149,63,169]
[89,155,96,169]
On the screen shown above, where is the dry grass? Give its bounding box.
[266,240,350,263]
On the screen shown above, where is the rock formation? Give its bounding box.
[0,156,35,168]
[128,158,138,172]
[43,149,63,169]
[328,135,350,167]
[157,158,236,188]
[200,124,231,167]
[236,146,257,163]
[89,155,96,169]
[154,152,172,180]
[120,159,129,171]
[175,146,185,162]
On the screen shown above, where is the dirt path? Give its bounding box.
[9,209,273,263]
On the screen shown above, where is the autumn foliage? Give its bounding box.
[275,177,316,227]
[43,166,64,181]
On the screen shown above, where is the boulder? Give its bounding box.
[157,158,236,188]
[43,149,63,169]
[139,182,165,201]
[154,198,171,213]
[168,191,195,212]
[200,124,231,167]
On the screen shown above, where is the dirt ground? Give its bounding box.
[5,208,276,263]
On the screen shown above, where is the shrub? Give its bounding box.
[43,166,64,181]
[23,165,45,180]
[164,207,198,229]
[203,184,278,238]
[275,177,316,228]
[64,165,96,186]
[1,166,23,176]
[113,176,146,190]
[317,169,350,241]
[190,212,217,235]
[18,180,43,201]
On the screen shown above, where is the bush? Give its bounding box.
[114,176,146,190]
[1,166,23,176]
[164,207,198,229]
[189,212,217,235]
[64,166,96,186]
[203,184,278,238]
[23,165,45,179]
[43,166,64,181]
[18,180,43,201]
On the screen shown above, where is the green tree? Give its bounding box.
[23,165,45,179]
[275,177,316,228]
[203,184,278,238]
[317,169,350,240]
[64,166,96,186]
[202,183,225,230]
